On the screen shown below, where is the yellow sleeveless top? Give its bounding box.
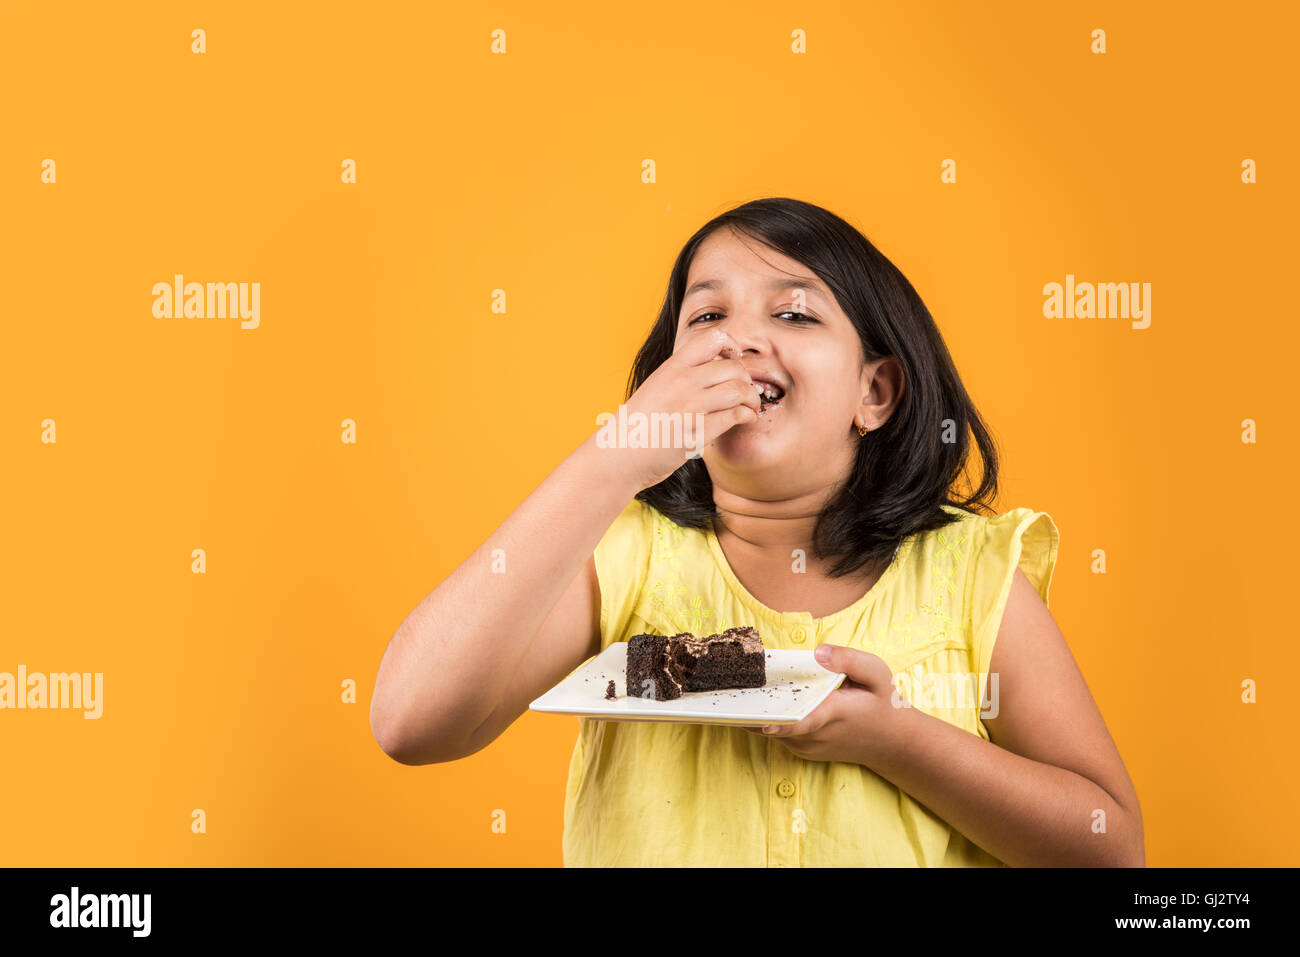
[562,498,1059,867]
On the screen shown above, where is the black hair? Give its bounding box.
[627,197,1000,579]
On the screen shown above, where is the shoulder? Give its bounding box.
[601,497,678,544]
[596,498,658,562]
[611,496,656,529]
[969,506,1060,601]
[897,505,983,570]
[917,505,1058,577]
[592,499,663,644]
[963,505,1062,699]
[595,497,706,585]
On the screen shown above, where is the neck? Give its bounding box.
[711,484,836,555]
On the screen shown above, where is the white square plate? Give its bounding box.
[529,641,846,726]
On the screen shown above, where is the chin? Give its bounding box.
[705,425,787,472]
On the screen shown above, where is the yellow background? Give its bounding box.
[1,1,1296,866]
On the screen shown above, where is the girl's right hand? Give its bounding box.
[610,328,761,492]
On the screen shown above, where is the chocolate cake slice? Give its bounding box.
[626,627,766,701]
[676,626,766,692]
[627,633,690,700]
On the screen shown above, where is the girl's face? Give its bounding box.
[673,228,889,498]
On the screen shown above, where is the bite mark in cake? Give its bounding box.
[627,633,690,700]
[626,627,766,701]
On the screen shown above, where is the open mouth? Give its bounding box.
[753,380,786,413]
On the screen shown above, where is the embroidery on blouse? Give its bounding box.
[646,511,721,636]
[888,525,968,654]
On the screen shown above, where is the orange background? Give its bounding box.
[1,1,1295,866]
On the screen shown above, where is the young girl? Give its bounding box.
[370,197,1144,867]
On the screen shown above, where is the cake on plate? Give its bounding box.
[625,626,766,701]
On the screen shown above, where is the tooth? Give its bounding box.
[754,383,764,395]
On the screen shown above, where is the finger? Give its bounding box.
[690,404,758,449]
[694,378,762,415]
[813,643,841,671]
[766,691,839,736]
[690,357,755,392]
[676,327,743,367]
[814,643,891,692]
[761,713,818,736]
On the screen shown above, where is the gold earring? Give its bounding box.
[857,424,869,436]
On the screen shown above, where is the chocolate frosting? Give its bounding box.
[674,626,764,656]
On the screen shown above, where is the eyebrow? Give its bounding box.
[683,276,827,299]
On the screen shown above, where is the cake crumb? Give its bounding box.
[604,680,617,700]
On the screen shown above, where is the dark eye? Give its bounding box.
[688,311,818,326]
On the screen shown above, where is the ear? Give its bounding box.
[858,356,905,429]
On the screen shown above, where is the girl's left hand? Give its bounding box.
[741,643,899,765]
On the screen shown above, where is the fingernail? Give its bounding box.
[814,644,831,663]
[762,726,777,734]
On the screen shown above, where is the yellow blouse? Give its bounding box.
[562,498,1060,867]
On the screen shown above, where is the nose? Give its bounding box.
[713,308,771,355]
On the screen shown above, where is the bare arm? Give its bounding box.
[866,568,1145,866]
[369,327,761,765]
[369,433,640,765]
